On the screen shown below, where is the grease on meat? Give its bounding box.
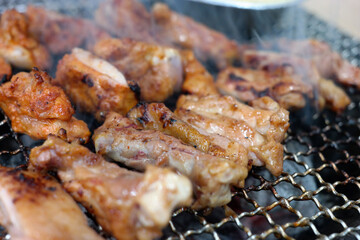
[93,38,183,102]
[30,136,192,240]
[0,167,103,240]
[0,68,90,142]
[54,48,138,121]
[93,112,247,208]
[0,9,51,69]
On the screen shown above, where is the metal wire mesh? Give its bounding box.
[0,1,359,240]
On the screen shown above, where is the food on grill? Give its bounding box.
[242,50,351,112]
[216,67,314,109]
[152,3,240,70]
[0,68,90,142]
[95,0,155,43]
[93,38,183,102]
[93,112,247,208]
[0,56,11,81]
[0,167,103,240]
[95,0,241,70]
[181,50,219,96]
[177,95,289,176]
[54,48,138,121]
[0,9,51,70]
[26,6,110,54]
[269,38,360,88]
[30,136,192,240]
[127,102,249,175]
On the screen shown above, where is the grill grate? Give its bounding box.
[0,1,360,239]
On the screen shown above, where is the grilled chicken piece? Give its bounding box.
[181,50,219,96]
[26,6,110,54]
[0,167,103,240]
[216,67,313,109]
[0,68,90,142]
[93,112,247,208]
[177,95,289,143]
[0,56,11,81]
[93,38,183,102]
[152,3,240,70]
[127,102,249,175]
[272,39,360,88]
[95,0,155,43]
[0,9,51,70]
[242,50,350,112]
[318,78,351,113]
[176,95,290,176]
[54,48,138,121]
[175,107,283,176]
[30,136,192,240]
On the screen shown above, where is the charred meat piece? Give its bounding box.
[0,68,90,142]
[0,56,11,81]
[54,48,138,121]
[127,102,249,176]
[93,112,247,208]
[26,6,110,54]
[93,38,183,102]
[152,3,240,70]
[216,67,313,109]
[176,95,290,176]
[242,50,350,112]
[181,50,219,96]
[95,0,155,43]
[0,167,103,240]
[0,9,51,69]
[30,136,192,240]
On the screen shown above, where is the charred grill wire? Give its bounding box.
[0,1,360,240]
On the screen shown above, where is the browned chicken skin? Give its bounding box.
[127,102,249,176]
[0,167,103,240]
[176,95,290,176]
[0,68,90,142]
[216,67,314,109]
[242,50,350,112]
[95,0,155,43]
[26,6,110,54]
[30,136,193,240]
[93,112,247,208]
[152,3,241,70]
[181,50,219,96]
[0,56,11,81]
[0,9,51,70]
[54,48,138,121]
[93,38,183,102]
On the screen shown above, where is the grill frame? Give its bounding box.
[0,1,360,239]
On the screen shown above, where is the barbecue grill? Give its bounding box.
[0,0,359,239]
